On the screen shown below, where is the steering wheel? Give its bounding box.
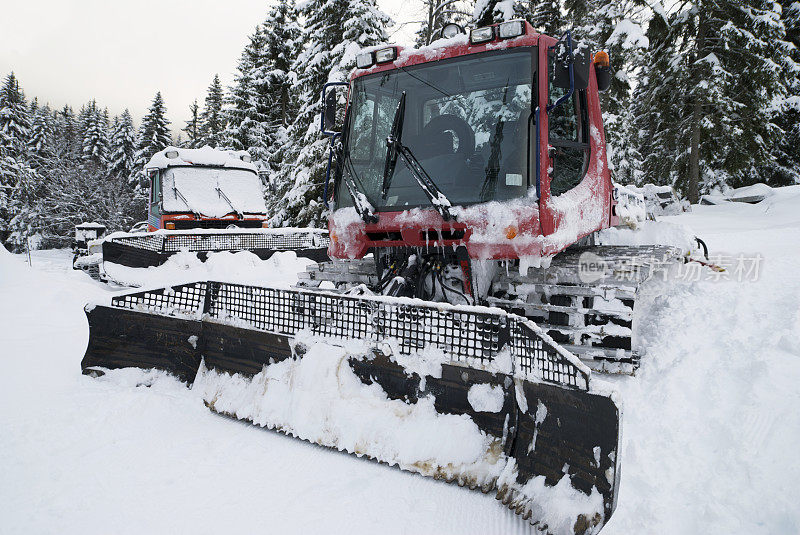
[420,114,475,157]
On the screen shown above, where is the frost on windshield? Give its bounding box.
[162,168,267,217]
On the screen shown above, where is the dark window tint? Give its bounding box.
[547,56,589,197]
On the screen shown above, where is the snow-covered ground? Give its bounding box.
[2,186,799,534]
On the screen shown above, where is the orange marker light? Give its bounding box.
[594,51,610,68]
[165,222,176,230]
[505,225,518,240]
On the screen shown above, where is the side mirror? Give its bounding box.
[139,174,149,188]
[320,82,348,136]
[550,32,590,91]
[594,51,611,92]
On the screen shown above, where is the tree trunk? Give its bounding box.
[688,11,707,204]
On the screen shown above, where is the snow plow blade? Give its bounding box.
[101,228,329,269]
[82,282,620,534]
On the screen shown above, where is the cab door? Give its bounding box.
[147,169,162,230]
[536,34,612,251]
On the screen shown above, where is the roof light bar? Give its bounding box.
[374,47,397,64]
[470,26,494,45]
[498,20,525,39]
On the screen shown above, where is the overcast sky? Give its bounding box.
[0,0,422,134]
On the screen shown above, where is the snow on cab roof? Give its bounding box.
[145,146,258,172]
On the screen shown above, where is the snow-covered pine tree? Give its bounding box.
[272,0,391,227]
[622,5,679,186]
[0,72,31,159]
[261,0,303,168]
[183,100,201,148]
[762,0,800,185]
[224,26,265,155]
[81,99,109,166]
[528,0,564,36]
[53,105,79,160]
[199,75,226,147]
[627,0,790,200]
[108,109,137,180]
[134,92,171,180]
[27,104,53,168]
[415,0,471,46]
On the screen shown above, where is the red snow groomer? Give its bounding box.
[78,22,705,533]
[97,147,329,274]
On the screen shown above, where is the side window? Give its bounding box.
[149,170,160,204]
[547,60,589,197]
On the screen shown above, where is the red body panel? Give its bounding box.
[328,23,615,261]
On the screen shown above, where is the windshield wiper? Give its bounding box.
[342,153,378,224]
[215,184,243,219]
[382,92,454,222]
[172,184,202,219]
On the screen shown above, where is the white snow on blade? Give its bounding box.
[467,383,505,413]
[194,333,505,483]
[498,461,605,535]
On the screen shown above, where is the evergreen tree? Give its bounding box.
[108,109,137,180]
[627,0,791,199]
[762,0,800,185]
[183,100,201,148]
[135,92,172,170]
[416,0,471,46]
[225,1,302,168]
[530,0,564,36]
[0,72,31,158]
[199,75,225,147]
[81,99,109,166]
[273,0,391,227]
[53,105,79,159]
[27,104,53,167]
[224,26,268,155]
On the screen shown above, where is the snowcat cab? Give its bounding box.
[141,147,269,231]
[324,24,613,260]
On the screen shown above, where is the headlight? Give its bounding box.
[441,23,465,39]
[374,47,397,63]
[470,26,494,45]
[164,150,179,159]
[356,52,374,69]
[498,20,525,39]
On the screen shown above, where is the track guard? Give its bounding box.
[82,282,620,534]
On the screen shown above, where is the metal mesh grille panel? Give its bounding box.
[109,231,329,253]
[511,322,586,389]
[109,281,588,390]
[111,282,207,316]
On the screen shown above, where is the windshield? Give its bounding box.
[161,167,267,217]
[337,49,534,212]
